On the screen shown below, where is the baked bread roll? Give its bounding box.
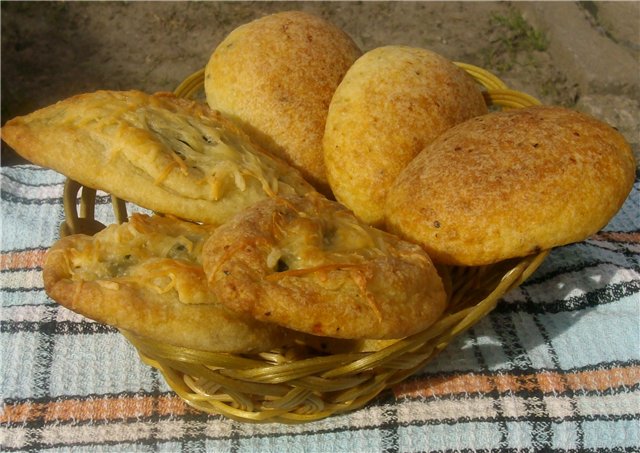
[202,194,447,339]
[385,106,636,266]
[1,90,313,225]
[323,46,488,225]
[43,213,293,352]
[204,11,362,195]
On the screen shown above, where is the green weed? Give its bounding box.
[483,9,549,72]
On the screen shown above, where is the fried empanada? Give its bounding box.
[43,213,293,352]
[323,46,487,226]
[205,11,362,195]
[1,90,313,224]
[385,106,636,266]
[202,194,447,340]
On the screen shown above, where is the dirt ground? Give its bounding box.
[1,1,637,165]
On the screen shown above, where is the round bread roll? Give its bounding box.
[385,105,636,266]
[202,194,447,340]
[204,11,362,195]
[323,45,488,225]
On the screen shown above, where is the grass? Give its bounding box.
[483,9,550,72]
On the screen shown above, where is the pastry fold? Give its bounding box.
[2,90,313,224]
[43,214,293,352]
[202,194,447,339]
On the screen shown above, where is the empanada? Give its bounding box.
[385,106,636,266]
[44,213,293,352]
[1,90,313,224]
[323,46,487,225]
[205,11,362,195]
[202,194,447,340]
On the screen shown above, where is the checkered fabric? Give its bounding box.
[1,164,639,452]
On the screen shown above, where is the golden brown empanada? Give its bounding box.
[385,106,636,266]
[43,213,293,352]
[205,11,362,195]
[323,46,488,226]
[202,194,447,340]
[2,90,314,224]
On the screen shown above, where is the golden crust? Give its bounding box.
[1,90,313,225]
[43,214,293,352]
[202,194,447,339]
[323,46,488,225]
[385,106,636,266]
[204,11,362,195]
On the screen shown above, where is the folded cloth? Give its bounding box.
[1,164,638,452]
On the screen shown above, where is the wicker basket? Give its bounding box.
[60,63,548,423]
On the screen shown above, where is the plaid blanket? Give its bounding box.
[1,164,639,452]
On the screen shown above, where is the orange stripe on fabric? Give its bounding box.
[0,249,47,271]
[43,396,155,422]
[157,395,194,416]
[0,394,193,424]
[562,366,640,393]
[394,373,495,398]
[3,367,638,424]
[0,401,46,424]
[393,365,640,398]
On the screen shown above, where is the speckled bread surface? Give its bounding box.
[43,214,293,352]
[204,11,362,195]
[202,194,447,340]
[1,90,313,225]
[385,105,636,266]
[323,45,488,226]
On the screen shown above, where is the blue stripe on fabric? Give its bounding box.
[1,201,64,251]
[470,317,513,371]
[543,294,640,370]
[158,441,196,452]
[0,331,42,399]
[422,293,640,376]
[47,333,158,397]
[40,443,155,453]
[238,428,385,453]
[1,201,146,253]
[398,421,502,451]
[505,421,533,450]
[412,333,481,375]
[531,244,638,284]
[551,421,579,450]
[203,439,233,453]
[1,289,51,307]
[582,419,640,450]
[1,165,66,186]
[508,312,558,370]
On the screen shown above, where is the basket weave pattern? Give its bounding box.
[60,64,547,423]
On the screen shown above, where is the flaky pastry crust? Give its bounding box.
[43,214,292,352]
[202,194,447,339]
[1,90,313,225]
